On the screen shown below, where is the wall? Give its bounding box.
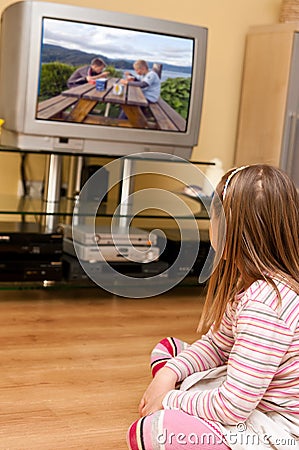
[0,0,282,199]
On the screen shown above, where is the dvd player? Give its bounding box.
[63,238,160,263]
[60,224,157,246]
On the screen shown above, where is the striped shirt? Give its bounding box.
[163,278,299,426]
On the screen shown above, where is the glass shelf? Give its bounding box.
[0,144,215,166]
[0,147,213,220]
[0,193,209,219]
[0,276,205,292]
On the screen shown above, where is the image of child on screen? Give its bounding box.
[67,58,109,88]
[120,59,161,103]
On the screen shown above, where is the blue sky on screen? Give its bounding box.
[42,18,193,68]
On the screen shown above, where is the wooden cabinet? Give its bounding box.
[235,23,299,187]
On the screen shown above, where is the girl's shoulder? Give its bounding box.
[236,277,299,328]
[246,276,297,299]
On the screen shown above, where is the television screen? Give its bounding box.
[37,17,194,134]
[0,1,207,157]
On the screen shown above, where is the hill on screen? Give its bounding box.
[41,44,191,73]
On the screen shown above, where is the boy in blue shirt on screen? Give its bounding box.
[118,59,161,120]
[120,59,161,103]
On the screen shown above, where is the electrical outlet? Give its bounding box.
[17,180,43,198]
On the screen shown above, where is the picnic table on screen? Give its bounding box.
[37,77,186,131]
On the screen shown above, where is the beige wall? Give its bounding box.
[0,0,282,198]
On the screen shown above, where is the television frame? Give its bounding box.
[0,1,208,158]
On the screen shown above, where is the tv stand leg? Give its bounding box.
[41,153,62,232]
[66,155,83,199]
[118,157,135,228]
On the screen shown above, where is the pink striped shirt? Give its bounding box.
[163,278,299,426]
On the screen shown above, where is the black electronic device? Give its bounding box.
[0,260,62,282]
[157,228,211,278]
[62,253,169,282]
[0,221,62,259]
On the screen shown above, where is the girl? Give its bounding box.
[127,164,299,450]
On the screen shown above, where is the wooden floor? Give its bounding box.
[0,285,205,449]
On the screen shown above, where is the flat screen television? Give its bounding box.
[0,1,208,158]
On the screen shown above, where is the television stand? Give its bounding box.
[0,147,213,290]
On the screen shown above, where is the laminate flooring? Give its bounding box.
[0,285,206,449]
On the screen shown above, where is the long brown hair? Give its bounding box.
[197,164,299,335]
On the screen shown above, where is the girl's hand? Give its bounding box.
[139,367,178,417]
[139,392,166,417]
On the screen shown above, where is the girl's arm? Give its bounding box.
[138,305,235,418]
[163,301,293,425]
[165,305,235,381]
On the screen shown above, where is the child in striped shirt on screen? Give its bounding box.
[127,164,299,450]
